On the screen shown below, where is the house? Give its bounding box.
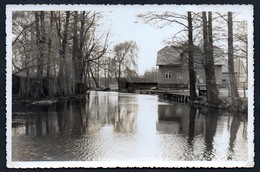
[156,45,224,90]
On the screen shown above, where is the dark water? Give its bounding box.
[12,91,248,161]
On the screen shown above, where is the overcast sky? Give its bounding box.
[8,5,253,75]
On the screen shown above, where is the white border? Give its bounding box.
[6,4,254,168]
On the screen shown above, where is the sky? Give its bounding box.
[8,5,253,75]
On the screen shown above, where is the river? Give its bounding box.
[12,91,248,161]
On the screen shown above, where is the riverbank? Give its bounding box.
[12,94,86,105]
[191,96,248,113]
[138,89,248,113]
[12,90,247,113]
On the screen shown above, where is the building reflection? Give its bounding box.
[156,103,204,137]
[156,104,221,160]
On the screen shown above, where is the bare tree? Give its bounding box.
[72,11,79,82]
[187,12,197,101]
[202,12,220,105]
[233,20,248,89]
[227,12,240,105]
[55,11,73,96]
[11,11,111,98]
[34,11,46,99]
[215,12,245,101]
[46,11,54,96]
[113,41,138,91]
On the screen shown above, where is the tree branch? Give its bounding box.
[12,20,36,46]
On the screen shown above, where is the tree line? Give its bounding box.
[12,10,248,107]
[12,11,139,99]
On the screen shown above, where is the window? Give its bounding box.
[177,72,183,79]
[165,71,171,79]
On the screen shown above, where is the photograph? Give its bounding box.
[6,4,254,168]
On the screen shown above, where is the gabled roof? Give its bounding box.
[156,46,183,66]
[156,45,226,66]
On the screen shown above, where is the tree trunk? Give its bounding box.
[202,12,220,105]
[58,11,71,96]
[40,11,46,97]
[187,12,197,101]
[87,62,91,88]
[72,11,79,82]
[78,11,85,82]
[97,58,100,87]
[89,63,99,88]
[26,68,30,97]
[228,12,240,106]
[34,11,44,99]
[118,62,122,92]
[47,11,53,96]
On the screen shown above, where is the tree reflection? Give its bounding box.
[56,101,66,133]
[71,100,87,136]
[86,92,117,131]
[188,105,197,145]
[36,113,42,136]
[202,108,219,160]
[114,95,137,133]
[227,114,242,160]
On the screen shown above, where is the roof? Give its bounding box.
[180,44,204,65]
[156,46,183,66]
[156,45,226,66]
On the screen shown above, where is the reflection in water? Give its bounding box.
[227,113,247,160]
[12,91,248,161]
[202,108,219,160]
[188,106,197,145]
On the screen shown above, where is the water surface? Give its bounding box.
[12,91,248,161]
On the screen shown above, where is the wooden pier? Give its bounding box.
[138,90,191,103]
